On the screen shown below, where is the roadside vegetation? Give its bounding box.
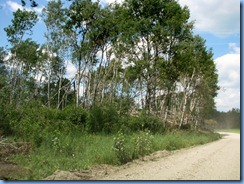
[0,105,220,180]
[8,131,220,179]
[0,0,239,180]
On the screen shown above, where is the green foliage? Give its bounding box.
[21,0,38,7]
[2,0,219,134]
[216,129,240,134]
[127,112,164,133]
[87,105,119,133]
[9,105,76,146]
[160,130,221,151]
[62,106,88,130]
[11,39,40,69]
[113,130,154,164]
[0,104,13,135]
[133,130,153,158]
[8,130,220,180]
[1,0,223,178]
[4,9,38,44]
[113,131,132,164]
[11,133,117,180]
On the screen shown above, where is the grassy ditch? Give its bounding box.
[6,130,220,180]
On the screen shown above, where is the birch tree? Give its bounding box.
[4,9,38,106]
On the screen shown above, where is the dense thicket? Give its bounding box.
[1,0,220,138]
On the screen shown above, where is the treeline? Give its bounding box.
[0,0,219,137]
[213,108,240,129]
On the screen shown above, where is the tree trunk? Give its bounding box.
[57,75,62,109]
[179,69,195,129]
[179,89,188,129]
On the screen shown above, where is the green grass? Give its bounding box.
[10,130,221,180]
[10,133,118,180]
[216,129,240,134]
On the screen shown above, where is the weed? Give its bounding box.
[133,130,153,158]
[9,130,220,180]
[113,131,132,164]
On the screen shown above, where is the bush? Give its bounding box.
[87,105,119,133]
[127,112,164,133]
[133,130,153,158]
[113,131,132,164]
[10,109,44,146]
[10,106,76,147]
[0,104,15,135]
[62,106,88,130]
[113,130,154,164]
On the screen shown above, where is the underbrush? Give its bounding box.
[9,130,220,180]
[2,105,221,179]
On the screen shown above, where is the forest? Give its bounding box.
[0,0,220,133]
[0,0,239,180]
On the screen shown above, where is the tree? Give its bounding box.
[4,9,38,106]
[2,0,220,132]
[64,0,117,108]
[64,0,100,107]
[0,47,12,135]
[42,0,70,108]
[212,108,240,129]
[112,0,193,118]
[0,47,8,101]
[4,9,38,45]
[173,35,219,129]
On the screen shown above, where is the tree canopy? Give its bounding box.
[1,0,220,134]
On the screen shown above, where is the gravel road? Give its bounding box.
[99,132,240,180]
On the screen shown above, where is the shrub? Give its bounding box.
[141,114,165,133]
[10,115,44,147]
[113,130,154,164]
[48,131,77,156]
[128,112,164,133]
[62,106,88,130]
[0,104,15,135]
[87,105,119,133]
[113,131,132,164]
[10,106,77,147]
[117,116,132,134]
[133,130,153,158]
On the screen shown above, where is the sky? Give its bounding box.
[0,0,241,112]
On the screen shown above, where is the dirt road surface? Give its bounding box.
[99,132,240,180]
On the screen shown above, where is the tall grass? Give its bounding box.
[10,130,220,180]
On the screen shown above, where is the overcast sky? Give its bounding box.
[0,0,241,112]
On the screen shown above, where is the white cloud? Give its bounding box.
[6,0,43,14]
[228,43,240,54]
[178,0,240,37]
[97,0,123,5]
[33,6,43,14]
[214,44,240,112]
[216,53,240,88]
[215,89,240,112]
[65,62,76,79]
[6,0,23,11]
